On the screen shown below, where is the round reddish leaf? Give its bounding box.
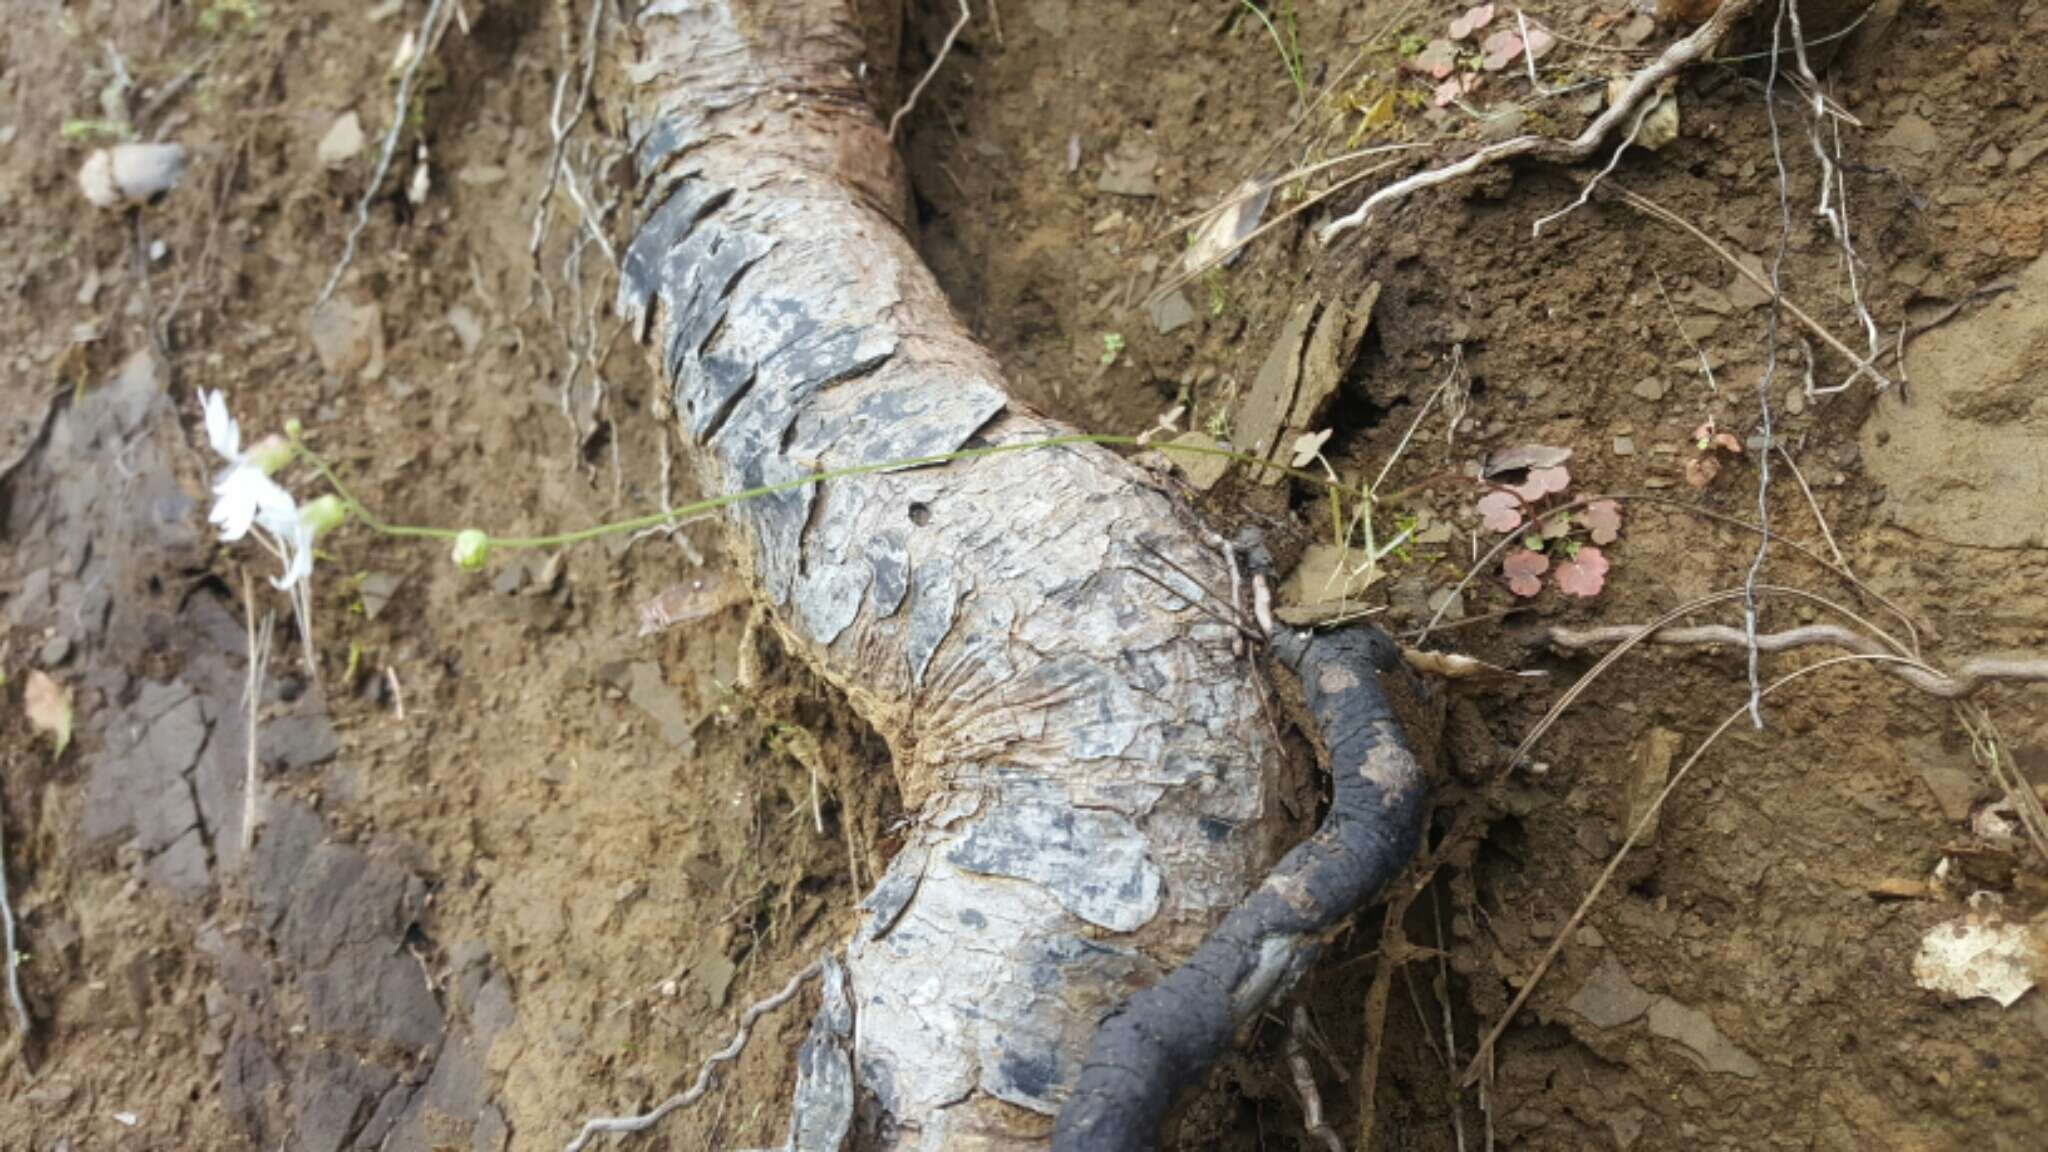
[1503,547,1548,598]
[1510,464,1571,502]
[1477,489,1525,533]
[1480,30,1523,71]
[1554,546,1608,598]
[1449,3,1497,40]
[1579,499,1623,544]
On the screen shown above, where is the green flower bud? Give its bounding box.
[301,494,347,537]
[284,417,305,440]
[247,434,294,475]
[452,529,491,571]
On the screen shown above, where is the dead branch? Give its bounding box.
[1547,622,2048,700]
[1317,0,1764,244]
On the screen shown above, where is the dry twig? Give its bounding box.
[888,0,970,141]
[0,779,28,1045]
[1611,186,1894,389]
[1957,707,2048,864]
[1774,443,1843,568]
[240,570,275,856]
[319,0,450,307]
[1318,0,1764,244]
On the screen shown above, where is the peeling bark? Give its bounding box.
[618,3,1419,1146]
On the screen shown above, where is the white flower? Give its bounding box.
[201,390,318,590]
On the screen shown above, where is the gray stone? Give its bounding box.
[38,633,71,666]
[1918,762,1981,824]
[1096,136,1159,197]
[8,567,51,625]
[1631,377,1668,402]
[291,1050,395,1152]
[358,571,403,620]
[610,661,696,751]
[1566,957,1655,1030]
[305,950,445,1052]
[252,800,325,931]
[1861,250,2048,548]
[1646,998,1761,1078]
[282,844,423,969]
[308,299,385,381]
[2009,136,2048,173]
[473,1104,510,1152]
[1879,113,1939,157]
[222,1028,282,1139]
[263,691,340,772]
[148,828,212,896]
[1148,290,1197,335]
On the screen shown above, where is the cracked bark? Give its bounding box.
[619,3,1424,1147]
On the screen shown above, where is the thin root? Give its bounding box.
[563,959,824,1152]
[888,0,971,142]
[1546,621,2048,699]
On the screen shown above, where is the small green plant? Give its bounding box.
[1099,332,1126,367]
[1202,268,1229,317]
[60,119,132,143]
[1238,0,1307,108]
[199,0,263,34]
[1389,511,1423,563]
[1475,447,1622,598]
[1398,34,1427,57]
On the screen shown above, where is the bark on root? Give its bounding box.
[616,3,1425,1146]
[1055,629,1426,1149]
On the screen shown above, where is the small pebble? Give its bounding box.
[1612,436,1636,456]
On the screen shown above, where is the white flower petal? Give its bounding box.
[209,481,259,542]
[270,519,316,591]
[211,465,296,543]
[201,389,240,461]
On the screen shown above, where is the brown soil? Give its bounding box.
[3,1,2045,1150]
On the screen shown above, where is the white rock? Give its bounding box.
[317,112,365,168]
[1913,908,2041,1008]
[79,142,187,209]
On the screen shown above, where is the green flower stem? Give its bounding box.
[292,432,1376,555]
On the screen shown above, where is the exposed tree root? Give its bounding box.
[1055,628,1427,1148]
[608,2,1431,1146]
